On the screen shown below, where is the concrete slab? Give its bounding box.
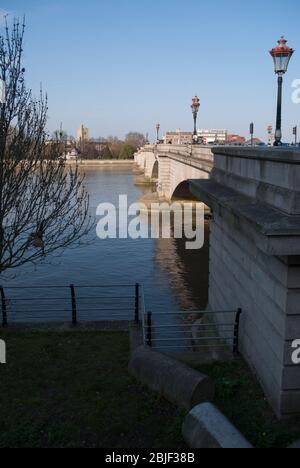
[129,346,215,411]
[182,403,252,449]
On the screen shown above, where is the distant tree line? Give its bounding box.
[84,132,147,160]
[54,131,147,160]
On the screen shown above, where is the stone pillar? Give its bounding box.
[157,155,171,200]
[190,147,300,418]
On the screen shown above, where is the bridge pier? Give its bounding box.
[191,147,300,418]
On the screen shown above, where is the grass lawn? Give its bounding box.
[1,330,299,449]
[198,360,300,449]
[0,330,185,448]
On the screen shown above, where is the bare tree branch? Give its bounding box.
[0,19,92,276]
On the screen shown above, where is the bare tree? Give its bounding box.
[125,132,147,150]
[0,19,91,275]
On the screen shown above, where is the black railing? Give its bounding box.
[0,286,7,328]
[0,283,145,327]
[144,308,242,354]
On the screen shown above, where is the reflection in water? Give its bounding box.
[137,179,210,312]
[1,167,209,322]
[154,223,209,311]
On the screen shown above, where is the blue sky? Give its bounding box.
[1,0,300,142]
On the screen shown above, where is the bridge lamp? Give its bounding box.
[270,37,294,146]
[156,123,160,143]
[191,96,200,144]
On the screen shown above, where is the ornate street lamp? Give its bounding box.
[156,123,160,143]
[270,37,294,146]
[191,95,200,144]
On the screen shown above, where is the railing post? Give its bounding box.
[135,283,140,324]
[0,286,7,328]
[70,284,77,326]
[147,312,152,347]
[233,308,242,354]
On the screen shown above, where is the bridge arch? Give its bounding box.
[172,180,197,200]
[169,166,210,200]
[151,160,159,179]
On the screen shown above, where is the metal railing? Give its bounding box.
[143,308,242,354]
[0,284,146,327]
[0,283,242,355]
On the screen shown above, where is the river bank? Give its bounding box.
[65,159,134,166]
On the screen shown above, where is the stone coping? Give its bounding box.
[190,179,300,238]
[212,146,300,164]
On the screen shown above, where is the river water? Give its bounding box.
[1,166,209,323]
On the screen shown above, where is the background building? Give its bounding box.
[245,137,264,146]
[227,134,246,145]
[197,129,227,144]
[77,124,89,143]
[164,130,193,145]
[164,129,228,145]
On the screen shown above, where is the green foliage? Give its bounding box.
[119,144,135,160]
[100,146,114,160]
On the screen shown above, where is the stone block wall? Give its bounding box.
[209,211,300,416]
[190,147,300,418]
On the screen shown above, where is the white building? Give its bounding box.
[197,129,227,144]
[65,149,79,161]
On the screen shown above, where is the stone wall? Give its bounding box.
[135,145,213,200]
[191,147,300,418]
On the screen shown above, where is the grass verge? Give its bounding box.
[0,330,185,448]
[198,359,300,448]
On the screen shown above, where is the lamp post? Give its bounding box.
[156,123,160,143]
[293,126,298,146]
[270,37,294,146]
[191,95,200,144]
[250,122,254,146]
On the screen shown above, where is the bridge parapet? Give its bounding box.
[135,144,214,199]
[212,146,300,215]
[191,146,300,418]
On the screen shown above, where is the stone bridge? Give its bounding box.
[135,143,300,419]
[135,144,213,200]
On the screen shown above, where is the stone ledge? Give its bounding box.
[182,403,252,449]
[212,167,300,215]
[190,179,300,250]
[212,146,300,164]
[128,346,215,411]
